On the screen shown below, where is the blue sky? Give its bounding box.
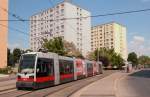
[8,0,150,56]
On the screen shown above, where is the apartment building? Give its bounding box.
[0,0,8,68]
[91,22,127,60]
[30,1,91,56]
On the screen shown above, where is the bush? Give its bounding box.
[0,67,12,74]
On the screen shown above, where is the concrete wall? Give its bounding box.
[0,0,8,68]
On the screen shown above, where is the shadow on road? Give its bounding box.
[129,69,150,78]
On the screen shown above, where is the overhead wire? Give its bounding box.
[0,7,25,22]
[0,8,150,21]
[0,23,29,36]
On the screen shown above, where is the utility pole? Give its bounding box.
[97,48,99,61]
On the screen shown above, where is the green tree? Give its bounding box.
[87,48,124,69]
[111,53,124,69]
[42,37,83,57]
[13,48,21,63]
[63,41,83,58]
[42,37,66,55]
[138,55,150,67]
[127,52,138,67]
[7,48,14,66]
[7,48,10,65]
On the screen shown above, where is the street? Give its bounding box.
[0,69,150,97]
[71,69,150,97]
[117,69,150,97]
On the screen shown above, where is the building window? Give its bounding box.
[57,5,59,8]
[50,14,53,17]
[61,4,64,7]
[61,9,64,13]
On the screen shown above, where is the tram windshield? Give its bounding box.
[18,54,36,74]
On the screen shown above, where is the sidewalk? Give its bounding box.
[71,72,127,97]
[0,74,9,78]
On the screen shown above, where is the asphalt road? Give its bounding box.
[117,69,150,97]
[0,74,16,82]
[70,69,150,97]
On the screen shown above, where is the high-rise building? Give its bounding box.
[0,0,8,68]
[30,1,91,56]
[91,22,127,60]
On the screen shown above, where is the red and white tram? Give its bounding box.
[16,52,103,89]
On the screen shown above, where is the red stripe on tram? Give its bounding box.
[36,76,55,83]
[17,78,34,82]
[60,74,74,80]
[17,76,55,83]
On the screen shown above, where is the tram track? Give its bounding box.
[0,88,34,97]
[0,70,116,97]
[0,87,16,93]
[45,70,115,97]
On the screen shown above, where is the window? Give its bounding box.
[87,63,93,73]
[36,58,54,77]
[61,25,64,29]
[61,9,64,13]
[50,14,53,17]
[57,5,59,8]
[59,59,74,75]
[19,54,36,74]
[61,4,64,7]
[50,9,53,12]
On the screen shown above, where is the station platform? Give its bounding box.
[71,72,127,97]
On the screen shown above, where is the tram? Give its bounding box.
[16,52,103,89]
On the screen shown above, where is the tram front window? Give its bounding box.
[19,54,36,74]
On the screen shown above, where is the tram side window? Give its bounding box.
[59,60,74,75]
[36,58,54,77]
[87,63,93,71]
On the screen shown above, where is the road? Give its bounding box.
[117,69,150,97]
[2,69,149,97]
[71,69,150,97]
[0,70,116,97]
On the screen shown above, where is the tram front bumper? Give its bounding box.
[16,81,36,89]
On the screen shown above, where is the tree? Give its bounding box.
[7,48,10,65]
[111,53,124,69]
[7,48,14,66]
[127,52,138,67]
[42,37,83,57]
[63,41,83,58]
[138,55,150,67]
[42,37,66,55]
[87,48,124,69]
[13,48,21,63]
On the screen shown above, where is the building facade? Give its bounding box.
[91,22,127,60]
[0,0,8,68]
[30,1,91,56]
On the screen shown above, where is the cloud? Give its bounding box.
[128,35,150,56]
[130,36,145,45]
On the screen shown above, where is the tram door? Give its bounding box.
[36,58,54,88]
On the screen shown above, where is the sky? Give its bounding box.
[7,0,150,56]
